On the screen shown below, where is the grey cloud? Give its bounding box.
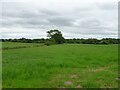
[1,1,118,39]
[62,17,117,36]
[48,16,75,27]
[67,27,117,36]
[2,31,46,39]
[2,2,63,28]
[2,7,74,28]
[73,18,117,34]
[97,2,117,10]
[40,9,60,16]
[79,19,101,29]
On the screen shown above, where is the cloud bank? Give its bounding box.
[1,0,118,39]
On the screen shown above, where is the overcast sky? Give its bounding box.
[1,0,118,39]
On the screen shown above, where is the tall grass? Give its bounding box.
[2,42,44,50]
[2,43,118,88]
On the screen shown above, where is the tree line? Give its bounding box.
[1,38,120,44]
[1,29,120,45]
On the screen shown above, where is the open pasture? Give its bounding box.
[2,42,118,88]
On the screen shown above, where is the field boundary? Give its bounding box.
[1,45,44,50]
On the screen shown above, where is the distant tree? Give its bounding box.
[8,39,12,42]
[99,39,109,44]
[85,38,99,44]
[46,29,65,44]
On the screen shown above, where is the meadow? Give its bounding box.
[2,42,118,88]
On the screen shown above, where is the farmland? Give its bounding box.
[2,42,118,88]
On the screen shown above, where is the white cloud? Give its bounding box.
[1,0,118,39]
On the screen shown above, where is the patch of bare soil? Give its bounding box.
[75,85,82,88]
[64,81,72,85]
[89,67,106,72]
[70,74,77,79]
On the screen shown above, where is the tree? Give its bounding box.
[99,39,109,45]
[47,29,65,44]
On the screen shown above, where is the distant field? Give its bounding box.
[2,42,44,50]
[2,42,118,88]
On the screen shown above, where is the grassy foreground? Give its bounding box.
[2,42,118,88]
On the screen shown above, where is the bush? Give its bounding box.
[45,40,53,46]
[45,41,50,46]
[99,40,109,45]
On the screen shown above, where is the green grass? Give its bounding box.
[1,42,44,50]
[2,42,118,88]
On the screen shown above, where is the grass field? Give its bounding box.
[1,42,44,50]
[2,42,118,88]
